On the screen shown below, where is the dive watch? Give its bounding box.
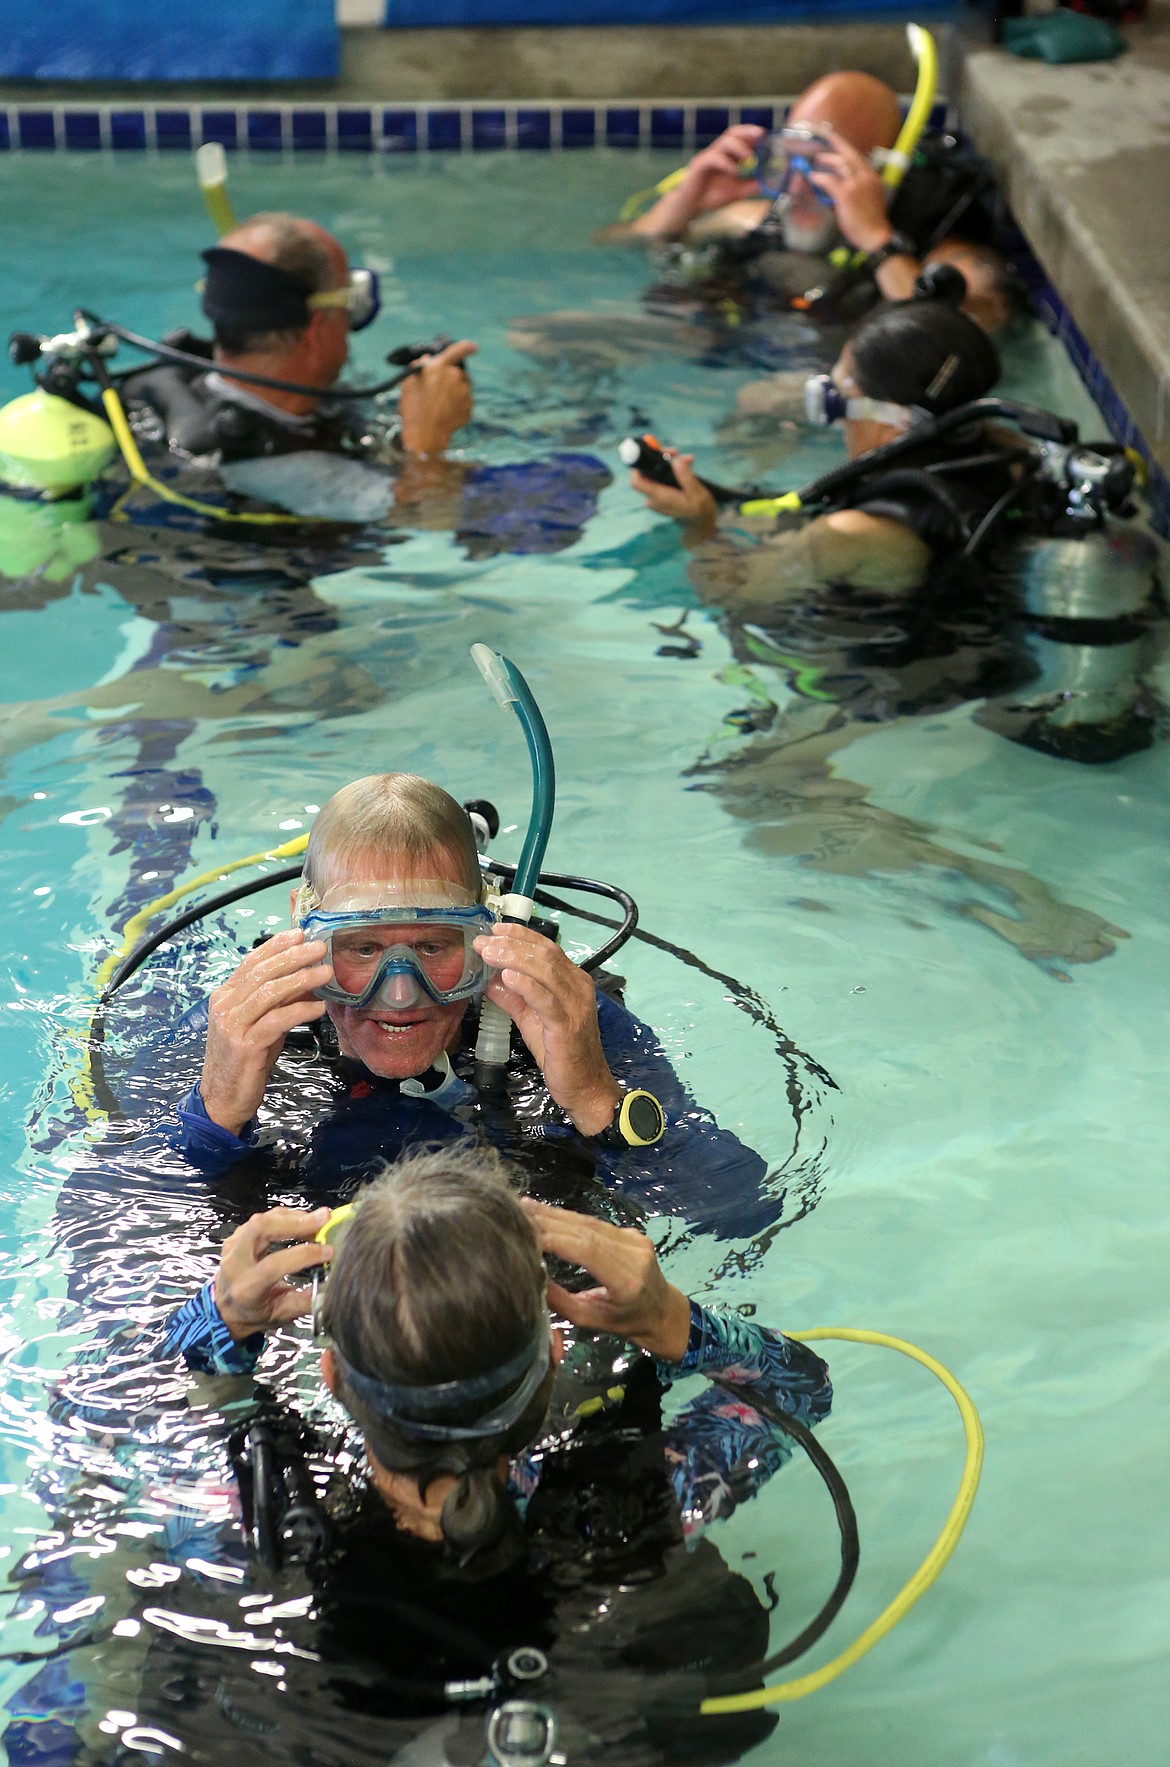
[866,230,918,271]
[595,1088,667,1150]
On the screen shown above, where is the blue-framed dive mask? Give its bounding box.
[308,268,382,332]
[755,126,836,208]
[294,879,495,1009]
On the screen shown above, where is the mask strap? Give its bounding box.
[845,396,916,429]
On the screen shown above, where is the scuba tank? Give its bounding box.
[977,442,1163,763]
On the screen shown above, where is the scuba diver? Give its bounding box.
[621,276,1161,964]
[118,211,477,465]
[6,1147,832,1766]
[134,767,788,1239]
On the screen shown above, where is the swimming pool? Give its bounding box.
[0,145,1167,1765]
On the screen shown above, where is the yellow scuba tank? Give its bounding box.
[0,390,116,497]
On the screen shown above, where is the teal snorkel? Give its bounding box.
[470,644,556,1078]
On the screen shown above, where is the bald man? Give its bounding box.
[122,210,475,464]
[621,71,1012,321]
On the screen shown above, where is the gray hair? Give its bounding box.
[320,1144,550,1565]
[304,774,483,901]
[214,211,337,356]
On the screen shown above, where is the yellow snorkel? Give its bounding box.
[196,142,238,238]
[882,24,938,192]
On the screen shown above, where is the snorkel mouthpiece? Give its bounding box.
[470,645,556,1077]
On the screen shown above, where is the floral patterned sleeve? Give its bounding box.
[655,1301,832,1539]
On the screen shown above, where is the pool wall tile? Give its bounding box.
[650,106,686,150]
[18,110,55,149]
[246,110,283,151]
[0,113,9,151]
[380,109,416,150]
[472,108,508,150]
[291,109,328,150]
[156,110,193,150]
[516,109,551,149]
[64,111,102,150]
[201,110,237,148]
[560,109,595,148]
[606,107,640,147]
[110,111,146,151]
[337,108,373,149]
[694,106,730,144]
[426,109,462,151]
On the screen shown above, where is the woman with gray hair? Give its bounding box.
[155,1145,831,1758]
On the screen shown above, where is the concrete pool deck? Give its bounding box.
[959,3,1170,479]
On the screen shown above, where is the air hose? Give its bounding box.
[699,1328,984,1714]
[738,397,1076,521]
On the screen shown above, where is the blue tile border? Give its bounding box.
[0,97,963,160]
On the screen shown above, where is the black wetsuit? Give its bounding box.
[119,354,368,464]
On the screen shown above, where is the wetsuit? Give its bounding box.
[135,986,785,1241]
[5,1302,830,1766]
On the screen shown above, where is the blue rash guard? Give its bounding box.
[150,986,784,1240]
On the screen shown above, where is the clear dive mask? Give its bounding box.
[803,372,917,431]
[294,879,495,1009]
[755,126,836,207]
[307,268,382,332]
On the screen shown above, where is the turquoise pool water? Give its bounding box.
[0,149,1167,1765]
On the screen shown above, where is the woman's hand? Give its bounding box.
[630,454,719,530]
[200,929,332,1135]
[215,1206,333,1341]
[473,925,621,1134]
[524,1201,692,1361]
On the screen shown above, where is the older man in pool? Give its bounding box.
[122,210,476,462]
[175,773,777,1237]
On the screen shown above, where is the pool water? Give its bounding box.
[0,149,1167,1767]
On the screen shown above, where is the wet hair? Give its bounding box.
[213,212,337,356]
[850,277,1002,417]
[320,1144,553,1567]
[304,773,484,902]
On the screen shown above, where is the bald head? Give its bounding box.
[220,211,348,295]
[789,71,902,156]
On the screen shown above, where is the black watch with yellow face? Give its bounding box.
[595,1088,667,1150]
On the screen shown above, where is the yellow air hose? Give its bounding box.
[99,386,317,527]
[700,1326,984,1715]
[196,142,238,238]
[73,835,311,1125]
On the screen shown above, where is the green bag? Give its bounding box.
[1003,9,1127,63]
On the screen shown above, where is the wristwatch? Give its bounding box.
[595,1088,667,1150]
[866,230,918,270]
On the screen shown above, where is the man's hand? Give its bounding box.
[631,124,765,237]
[199,929,332,1136]
[807,125,894,255]
[524,1201,692,1362]
[473,924,621,1135]
[215,1206,333,1341]
[631,453,719,533]
[398,339,477,456]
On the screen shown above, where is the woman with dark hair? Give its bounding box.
[631,274,1013,599]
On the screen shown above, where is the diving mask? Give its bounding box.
[755,126,837,207]
[294,878,495,1009]
[803,372,917,431]
[308,268,382,332]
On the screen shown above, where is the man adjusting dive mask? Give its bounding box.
[294,880,495,1010]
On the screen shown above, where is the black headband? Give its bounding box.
[200,247,312,332]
